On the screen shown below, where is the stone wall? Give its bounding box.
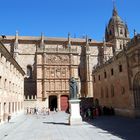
[0,42,25,123]
[92,35,140,117]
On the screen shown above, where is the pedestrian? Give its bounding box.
[8,114,11,123]
[87,108,91,120]
[26,107,29,114]
[48,108,50,115]
[95,108,99,117]
[34,107,37,115]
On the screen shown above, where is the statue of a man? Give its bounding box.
[69,77,78,99]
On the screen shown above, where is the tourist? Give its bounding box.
[8,114,11,123]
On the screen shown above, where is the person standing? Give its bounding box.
[8,114,11,123]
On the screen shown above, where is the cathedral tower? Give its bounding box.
[105,5,130,54]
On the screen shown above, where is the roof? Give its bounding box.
[2,36,113,47]
[0,41,25,76]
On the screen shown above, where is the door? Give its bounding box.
[60,95,68,111]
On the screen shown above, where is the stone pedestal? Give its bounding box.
[69,99,82,125]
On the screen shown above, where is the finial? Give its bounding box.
[102,37,105,48]
[41,32,44,38]
[112,0,118,16]
[134,29,137,36]
[103,37,105,43]
[86,35,88,45]
[15,31,19,41]
[14,30,19,49]
[85,35,90,52]
[40,32,45,49]
[113,0,115,9]
[16,30,18,37]
[67,32,71,48]
[68,32,70,42]
[68,32,70,38]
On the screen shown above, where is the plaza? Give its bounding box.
[0,1,140,140]
[0,111,140,140]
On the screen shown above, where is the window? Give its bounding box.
[120,44,122,49]
[111,85,114,97]
[121,87,125,95]
[27,65,32,78]
[104,71,107,78]
[9,102,11,113]
[9,81,11,91]
[13,83,14,92]
[101,87,104,98]
[125,29,127,37]
[4,102,6,112]
[111,68,114,76]
[105,87,109,98]
[93,76,96,83]
[119,64,122,72]
[4,79,7,89]
[98,75,100,81]
[120,29,123,34]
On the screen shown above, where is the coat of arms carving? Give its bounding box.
[46,55,69,64]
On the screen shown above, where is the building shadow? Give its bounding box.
[87,116,140,140]
[43,122,69,125]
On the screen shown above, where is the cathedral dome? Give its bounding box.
[108,7,124,26]
[105,6,129,42]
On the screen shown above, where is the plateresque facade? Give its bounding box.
[2,33,112,111]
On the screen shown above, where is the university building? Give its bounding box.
[0,41,25,123]
[0,5,139,117]
[2,32,112,111]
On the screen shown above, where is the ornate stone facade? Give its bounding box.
[2,34,111,111]
[0,41,25,123]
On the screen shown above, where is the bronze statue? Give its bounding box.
[69,77,78,99]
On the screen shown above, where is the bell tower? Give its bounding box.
[105,3,130,54]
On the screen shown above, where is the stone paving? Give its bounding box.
[0,112,140,140]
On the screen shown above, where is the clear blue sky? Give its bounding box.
[0,0,139,41]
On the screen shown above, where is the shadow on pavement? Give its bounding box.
[43,122,69,125]
[9,122,15,124]
[87,116,140,140]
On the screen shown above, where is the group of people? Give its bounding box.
[80,106,115,121]
[81,107,101,120]
[26,107,51,115]
[102,106,115,115]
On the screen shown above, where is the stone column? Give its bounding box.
[57,94,61,111]
[42,53,46,99]
[45,95,49,108]
[86,50,93,97]
[69,54,73,78]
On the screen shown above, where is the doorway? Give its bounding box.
[49,96,57,111]
[60,95,69,111]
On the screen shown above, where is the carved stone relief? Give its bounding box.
[46,55,69,64]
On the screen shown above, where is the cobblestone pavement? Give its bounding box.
[0,112,139,140]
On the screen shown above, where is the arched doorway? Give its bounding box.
[60,95,69,111]
[49,95,57,111]
[133,72,140,108]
